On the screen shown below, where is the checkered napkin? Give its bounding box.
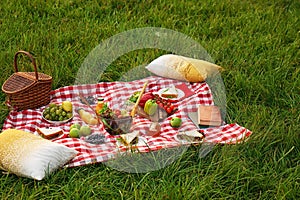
[2,76,252,168]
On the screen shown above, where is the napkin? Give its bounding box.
[176,83,195,98]
[198,105,222,126]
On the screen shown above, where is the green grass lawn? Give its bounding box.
[0,0,299,199]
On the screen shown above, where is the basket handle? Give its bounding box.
[14,50,38,80]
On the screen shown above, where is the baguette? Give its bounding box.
[131,81,148,117]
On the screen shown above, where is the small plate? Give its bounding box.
[116,136,147,147]
[175,135,201,144]
[174,130,204,144]
[157,88,185,100]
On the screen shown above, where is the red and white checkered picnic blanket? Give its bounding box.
[2,76,252,167]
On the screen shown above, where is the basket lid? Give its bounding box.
[22,72,52,82]
[2,73,36,94]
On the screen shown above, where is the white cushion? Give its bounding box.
[146,54,223,82]
[0,129,78,180]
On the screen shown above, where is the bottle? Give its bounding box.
[77,108,98,125]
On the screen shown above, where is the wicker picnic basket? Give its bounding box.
[2,50,52,111]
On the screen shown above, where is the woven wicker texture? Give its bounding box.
[2,50,52,110]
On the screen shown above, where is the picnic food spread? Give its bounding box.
[0,52,252,180]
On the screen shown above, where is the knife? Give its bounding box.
[187,112,199,128]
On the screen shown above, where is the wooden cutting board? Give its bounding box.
[198,105,222,126]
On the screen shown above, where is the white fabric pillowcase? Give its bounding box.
[0,129,78,180]
[146,54,223,83]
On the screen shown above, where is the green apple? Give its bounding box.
[170,117,182,128]
[79,125,92,136]
[70,123,81,130]
[69,128,80,138]
[144,99,158,116]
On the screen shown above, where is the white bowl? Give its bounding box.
[42,104,74,124]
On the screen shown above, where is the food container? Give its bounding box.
[101,116,133,135]
[42,103,74,124]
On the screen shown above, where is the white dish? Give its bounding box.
[116,136,147,147]
[175,134,191,144]
[174,131,204,144]
[42,114,73,124]
[42,105,74,124]
[157,88,185,100]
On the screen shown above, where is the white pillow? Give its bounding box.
[0,129,78,180]
[146,54,223,82]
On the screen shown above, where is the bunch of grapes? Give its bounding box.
[84,134,106,144]
[153,94,178,115]
[43,103,73,121]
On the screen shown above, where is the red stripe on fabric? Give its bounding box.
[2,76,252,168]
